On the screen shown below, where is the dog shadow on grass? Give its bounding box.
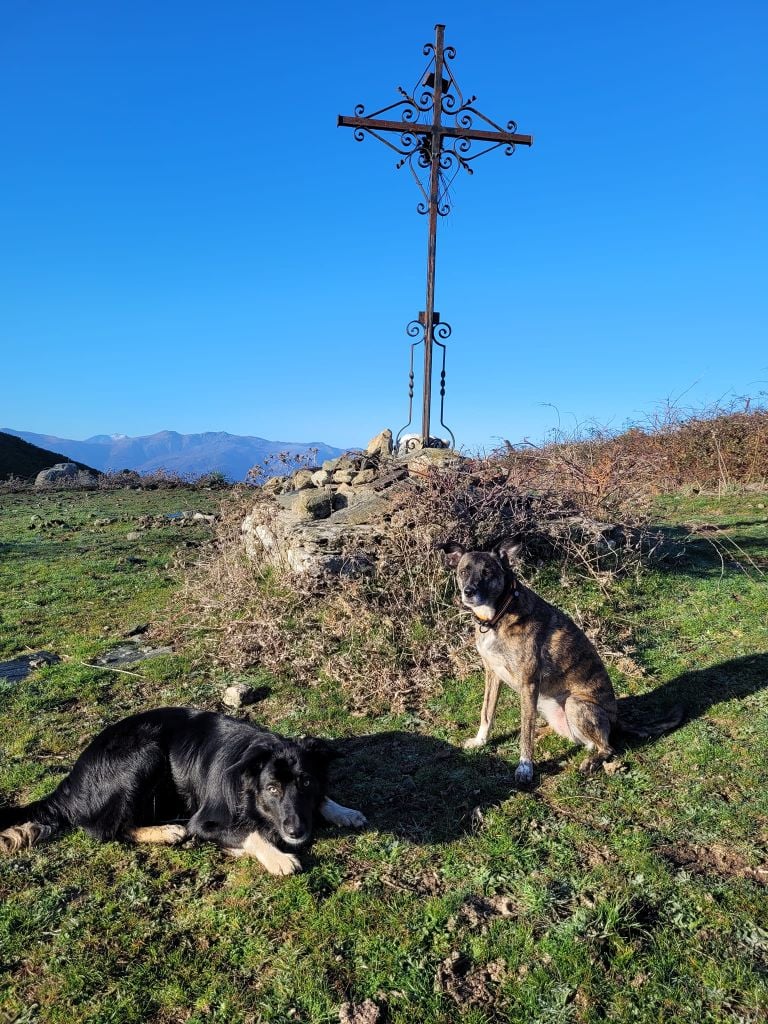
[326,653,768,839]
[327,731,521,844]
[613,651,768,746]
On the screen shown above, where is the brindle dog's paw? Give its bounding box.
[514,760,534,787]
[579,754,613,775]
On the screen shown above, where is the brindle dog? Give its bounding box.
[439,539,624,786]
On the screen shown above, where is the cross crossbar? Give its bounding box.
[337,115,533,149]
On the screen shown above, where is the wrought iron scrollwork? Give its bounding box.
[396,318,455,449]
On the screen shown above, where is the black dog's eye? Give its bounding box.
[299,777,312,790]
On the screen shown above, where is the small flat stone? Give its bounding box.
[93,642,173,667]
[0,651,61,683]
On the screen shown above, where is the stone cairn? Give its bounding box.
[242,429,461,576]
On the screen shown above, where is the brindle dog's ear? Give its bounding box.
[495,538,523,569]
[434,540,466,569]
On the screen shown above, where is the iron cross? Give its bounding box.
[338,23,532,449]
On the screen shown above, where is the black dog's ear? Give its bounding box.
[495,538,523,569]
[229,737,279,778]
[434,540,466,569]
[299,737,341,766]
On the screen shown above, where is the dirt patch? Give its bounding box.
[448,893,520,933]
[658,842,768,884]
[435,952,507,1010]
[338,998,384,1024]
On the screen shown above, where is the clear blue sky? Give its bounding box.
[1,1,765,451]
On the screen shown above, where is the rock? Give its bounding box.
[242,466,411,577]
[405,447,463,475]
[336,454,363,472]
[331,492,394,527]
[311,469,330,487]
[222,682,261,709]
[126,531,143,541]
[333,470,355,485]
[192,512,217,524]
[275,488,332,521]
[261,475,284,495]
[365,428,393,459]
[292,469,315,490]
[351,469,376,486]
[243,507,384,577]
[35,462,98,488]
[93,517,116,527]
[294,488,333,521]
[322,458,340,473]
[0,651,60,684]
[92,642,173,667]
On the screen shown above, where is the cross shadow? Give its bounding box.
[326,653,768,841]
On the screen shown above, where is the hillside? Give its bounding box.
[0,431,97,481]
[0,485,765,1022]
[1,427,345,482]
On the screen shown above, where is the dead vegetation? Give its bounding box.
[496,398,768,498]
[169,404,767,713]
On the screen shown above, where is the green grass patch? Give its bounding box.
[1,488,767,1022]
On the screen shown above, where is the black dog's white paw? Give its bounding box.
[321,799,367,829]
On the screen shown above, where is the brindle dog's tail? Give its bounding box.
[614,700,686,740]
[0,800,63,854]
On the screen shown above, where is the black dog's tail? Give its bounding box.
[0,799,65,855]
[615,701,686,740]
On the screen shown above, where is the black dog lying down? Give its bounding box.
[0,707,366,875]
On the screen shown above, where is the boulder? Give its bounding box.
[35,462,98,488]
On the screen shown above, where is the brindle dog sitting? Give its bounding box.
[439,539,622,786]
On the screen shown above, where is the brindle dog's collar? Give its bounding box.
[474,579,520,633]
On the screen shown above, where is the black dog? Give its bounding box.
[0,707,366,875]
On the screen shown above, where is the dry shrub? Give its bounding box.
[171,487,472,712]
[170,401,767,713]
[172,455,652,712]
[496,400,768,499]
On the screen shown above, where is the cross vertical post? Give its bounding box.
[338,24,532,449]
[422,23,446,444]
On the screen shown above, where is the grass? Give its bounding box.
[1,487,767,1023]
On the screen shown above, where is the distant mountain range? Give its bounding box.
[1,428,344,482]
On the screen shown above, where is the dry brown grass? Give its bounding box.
[496,400,768,500]
[167,403,767,712]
